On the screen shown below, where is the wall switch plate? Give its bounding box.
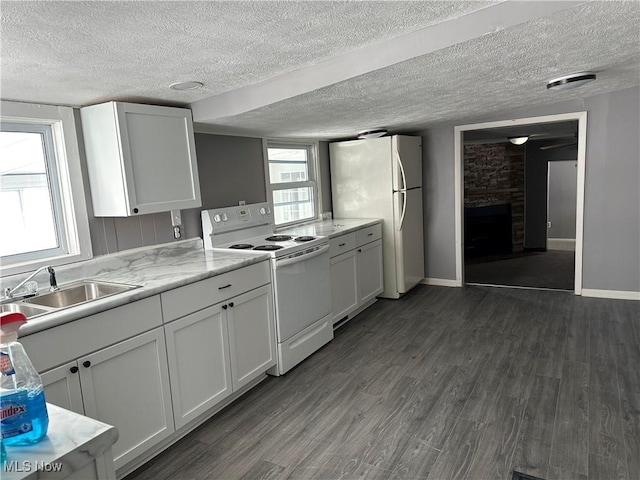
[171,210,182,227]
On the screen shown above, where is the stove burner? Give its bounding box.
[253,245,284,251]
[229,244,254,249]
[295,236,315,242]
[265,235,293,242]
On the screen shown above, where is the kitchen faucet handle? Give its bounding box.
[47,266,58,291]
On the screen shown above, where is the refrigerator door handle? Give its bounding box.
[398,189,407,231]
[396,147,407,192]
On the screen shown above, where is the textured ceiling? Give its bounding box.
[1,1,639,140]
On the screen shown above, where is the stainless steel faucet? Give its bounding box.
[4,266,59,299]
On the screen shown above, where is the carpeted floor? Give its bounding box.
[465,250,575,290]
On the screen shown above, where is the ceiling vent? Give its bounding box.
[357,128,388,139]
[546,72,596,91]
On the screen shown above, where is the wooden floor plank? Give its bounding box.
[426,418,486,480]
[549,361,589,475]
[510,375,560,479]
[464,394,526,480]
[588,355,626,461]
[588,453,629,480]
[565,299,590,363]
[616,340,640,480]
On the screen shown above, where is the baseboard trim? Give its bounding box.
[547,238,576,251]
[582,289,640,301]
[421,278,460,287]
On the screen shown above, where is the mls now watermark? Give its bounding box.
[3,460,64,473]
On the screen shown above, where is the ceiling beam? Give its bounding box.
[190,0,584,124]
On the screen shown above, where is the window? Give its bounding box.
[0,101,92,275]
[265,142,318,226]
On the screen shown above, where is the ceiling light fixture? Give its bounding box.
[508,136,529,145]
[170,81,204,91]
[357,128,388,139]
[546,71,596,91]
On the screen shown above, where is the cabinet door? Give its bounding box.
[357,239,384,305]
[79,328,174,471]
[117,103,201,214]
[330,249,359,323]
[227,285,276,391]
[165,304,232,429]
[41,361,84,415]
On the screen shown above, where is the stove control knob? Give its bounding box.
[259,207,266,215]
[221,213,228,222]
[213,214,221,223]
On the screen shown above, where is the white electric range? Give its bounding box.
[202,203,333,375]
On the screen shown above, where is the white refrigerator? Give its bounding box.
[330,135,424,299]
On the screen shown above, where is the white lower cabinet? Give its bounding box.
[41,328,174,471]
[40,361,85,415]
[164,303,232,429]
[330,250,359,322]
[329,223,384,324]
[161,264,275,430]
[227,285,275,391]
[357,239,384,304]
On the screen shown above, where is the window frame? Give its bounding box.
[0,101,93,276]
[263,139,321,228]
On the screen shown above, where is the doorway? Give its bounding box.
[453,112,587,294]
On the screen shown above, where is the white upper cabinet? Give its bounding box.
[80,102,201,216]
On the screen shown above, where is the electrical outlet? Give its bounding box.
[173,226,182,239]
[170,210,182,227]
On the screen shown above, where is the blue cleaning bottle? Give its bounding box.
[0,312,49,445]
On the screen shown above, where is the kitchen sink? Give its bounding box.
[0,302,53,319]
[23,280,138,309]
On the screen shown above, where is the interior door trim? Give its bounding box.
[453,111,587,295]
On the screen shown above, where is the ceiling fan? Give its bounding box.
[538,141,578,151]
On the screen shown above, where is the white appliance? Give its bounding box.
[202,203,333,375]
[330,135,424,299]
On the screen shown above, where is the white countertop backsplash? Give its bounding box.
[2,238,270,336]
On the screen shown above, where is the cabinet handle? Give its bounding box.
[367,233,373,236]
[358,249,362,252]
[218,284,232,290]
[222,304,228,310]
[70,366,79,374]
[339,243,346,247]
[83,361,91,368]
[229,302,234,308]
[133,208,139,214]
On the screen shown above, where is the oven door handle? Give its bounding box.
[275,244,329,269]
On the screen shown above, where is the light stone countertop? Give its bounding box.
[2,403,119,480]
[279,218,382,238]
[2,239,270,337]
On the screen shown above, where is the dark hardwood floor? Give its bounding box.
[125,285,640,480]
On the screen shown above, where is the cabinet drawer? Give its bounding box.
[161,261,271,322]
[329,233,356,257]
[357,223,382,246]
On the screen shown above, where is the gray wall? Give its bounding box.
[420,127,457,280]
[547,160,577,240]
[416,86,640,293]
[318,141,332,213]
[524,140,578,249]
